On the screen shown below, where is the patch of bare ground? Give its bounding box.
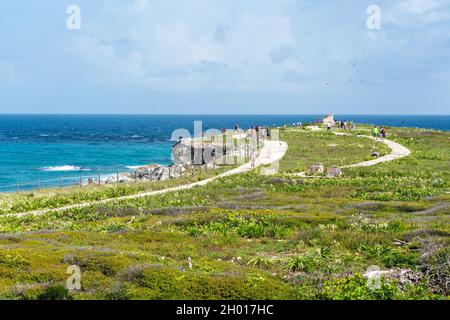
[217,202,304,211]
[265,178,292,185]
[0,230,60,243]
[335,202,385,214]
[413,202,450,215]
[96,205,211,217]
[351,202,385,210]
[232,189,266,201]
[402,230,450,242]
[148,206,211,216]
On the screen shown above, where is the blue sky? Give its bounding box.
[0,0,449,114]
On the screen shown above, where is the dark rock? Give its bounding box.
[266,178,289,184]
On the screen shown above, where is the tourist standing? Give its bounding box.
[380,127,387,139]
[250,151,257,169]
[372,126,379,138]
[256,126,260,146]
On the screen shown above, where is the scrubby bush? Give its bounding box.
[38,285,72,300]
[135,267,294,300]
[420,245,449,295]
[9,283,72,300]
[320,274,399,300]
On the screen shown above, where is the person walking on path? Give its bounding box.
[256,126,260,147]
[380,127,387,139]
[372,126,379,138]
[250,151,257,169]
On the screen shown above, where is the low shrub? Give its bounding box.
[136,267,294,300]
[320,274,399,300]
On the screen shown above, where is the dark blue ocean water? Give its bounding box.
[0,115,448,192]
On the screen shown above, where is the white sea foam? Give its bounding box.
[41,165,90,172]
[126,165,142,170]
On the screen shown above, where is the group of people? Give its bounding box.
[337,120,355,130]
[231,123,270,139]
[372,126,388,139]
[326,120,355,131]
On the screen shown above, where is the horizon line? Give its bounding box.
[0,113,449,116]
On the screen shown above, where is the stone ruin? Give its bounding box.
[322,114,335,126]
[172,139,230,166]
[171,133,255,167]
[327,166,343,178]
[308,163,325,174]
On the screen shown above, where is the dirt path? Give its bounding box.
[8,140,288,218]
[341,134,411,168]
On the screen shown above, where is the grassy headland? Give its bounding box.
[0,125,448,300]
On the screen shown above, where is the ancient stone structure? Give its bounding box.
[308,163,325,174]
[327,165,343,177]
[322,114,335,126]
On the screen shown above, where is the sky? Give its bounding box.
[0,0,449,114]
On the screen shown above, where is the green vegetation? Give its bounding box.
[279,128,390,173]
[0,126,448,300]
[0,164,235,215]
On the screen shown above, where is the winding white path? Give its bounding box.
[290,131,411,177]
[341,135,411,168]
[7,140,288,218]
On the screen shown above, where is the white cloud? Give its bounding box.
[62,0,450,95]
[386,0,450,25]
[104,0,151,15]
[67,36,147,82]
[66,2,304,91]
[133,0,151,10]
[398,0,445,14]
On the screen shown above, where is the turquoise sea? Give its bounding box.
[0,115,448,192]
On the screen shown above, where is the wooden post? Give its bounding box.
[80,175,83,188]
[180,166,183,177]
[192,166,194,176]
[98,173,101,186]
[169,166,172,179]
[16,182,19,193]
[134,171,137,183]
[117,171,119,183]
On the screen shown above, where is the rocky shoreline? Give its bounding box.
[90,129,265,185]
